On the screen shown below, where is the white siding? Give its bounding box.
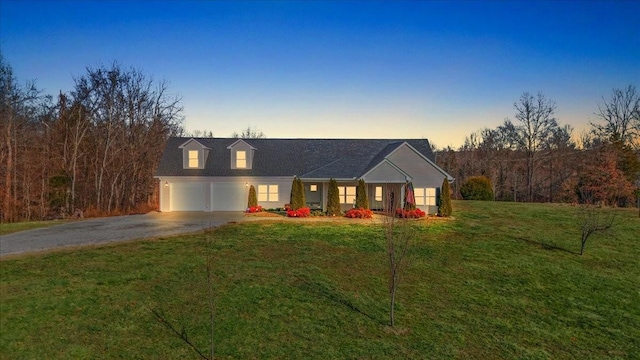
[254,177,293,208]
[159,179,170,212]
[387,145,445,188]
[362,161,407,183]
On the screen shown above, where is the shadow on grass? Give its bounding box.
[293,274,385,326]
[517,237,578,255]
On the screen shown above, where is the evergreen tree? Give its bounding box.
[438,178,452,217]
[290,177,306,210]
[355,179,369,209]
[289,178,296,209]
[327,178,341,215]
[297,177,306,209]
[247,185,258,208]
[290,177,299,210]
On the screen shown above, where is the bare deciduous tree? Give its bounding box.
[383,184,415,327]
[578,204,615,255]
[503,92,559,202]
[71,62,183,214]
[183,129,214,137]
[231,125,265,139]
[0,53,41,222]
[0,55,185,222]
[591,85,640,149]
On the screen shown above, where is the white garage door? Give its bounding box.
[170,182,207,211]
[212,183,247,211]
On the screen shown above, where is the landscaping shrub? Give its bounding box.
[298,178,306,208]
[246,205,262,213]
[460,176,494,200]
[438,178,452,217]
[395,208,426,218]
[247,185,258,208]
[344,208,373,219]
[355,179,369,209]
[287,207,311,217]
[326,178,341,216]
[290,177,306,210]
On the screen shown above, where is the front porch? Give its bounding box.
[300,181,438,214]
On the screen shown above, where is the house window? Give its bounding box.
[188,150,199,168]
[236,150,246,168]
[375,186,383,201]
[258,185,279,202]
[338,186,356,204]
[310,184,317,192]
[415,188,436,206]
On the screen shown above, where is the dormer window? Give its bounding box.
[188,150,199,168]
[227,139,256,170]
[236,150,247,168]
[179,138,209,169]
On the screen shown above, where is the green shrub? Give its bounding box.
[355,179,369,209]
[326,178,341,216]
[460,176,494,201]
[438,178,452,217]
[247,185,258,208]
[290,177,306,210]
[289,178,298,209]
[298,178,306,208]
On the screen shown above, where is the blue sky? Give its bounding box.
[1,0,638,147]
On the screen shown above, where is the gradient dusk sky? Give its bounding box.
[1,0,638,147]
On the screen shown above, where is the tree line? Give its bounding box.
[436,87,640,207]
[1,55,183,222]
[2,50,638,222]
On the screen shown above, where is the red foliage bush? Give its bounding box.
[344,208,373,219]
[246,205,263,213]
[395,208,426,218]
[287,207,311,217]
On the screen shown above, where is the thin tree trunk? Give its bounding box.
[389,265,396,327]
[4,116,13,222]
[70,107,88,212]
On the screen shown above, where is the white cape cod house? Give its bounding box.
[155,137,453,213]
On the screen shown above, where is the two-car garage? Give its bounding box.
[166,181,247,212]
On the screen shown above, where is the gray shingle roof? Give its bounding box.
[155,137,435,179]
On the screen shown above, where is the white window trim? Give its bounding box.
[258,184,279,202]
[338,186,356,204]
[415,187,436,206]
[374,186,383,201]
[236,150,247,169]
[188,150,199,168]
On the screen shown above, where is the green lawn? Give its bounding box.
[1,201,638,359]
[0,219,70,236]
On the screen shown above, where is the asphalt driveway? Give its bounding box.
[0,212,248,257]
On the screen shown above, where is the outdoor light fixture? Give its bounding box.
[164,181,168,187]
[245,182,249,187]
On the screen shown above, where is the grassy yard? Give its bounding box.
[0,220,70,236]
[1,201,638,359]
